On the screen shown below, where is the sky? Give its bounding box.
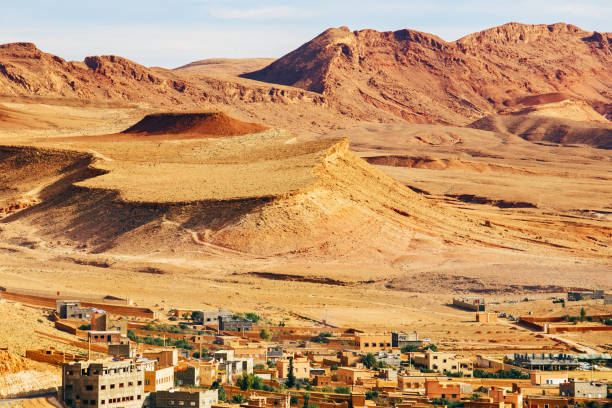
[1,0,610,68]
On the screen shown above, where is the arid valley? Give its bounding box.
[0,13,611,408]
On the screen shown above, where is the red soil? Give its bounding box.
[121,112,268,137]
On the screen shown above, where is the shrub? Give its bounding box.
[78,324,91,330]
[232,395,245,404]
[365,391,379,400]
[260,328,271,340]
[334,386,350,394]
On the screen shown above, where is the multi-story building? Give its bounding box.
[336,367,373,385]
[88,331,122,344]
[56,300,94,320]
[218,316,253,332]
[425,380,472,400]
[142,350,178,368]
[200,309,232,324]
[391,332,422,349]
[276,357,310,380]
[144,366,174,392]
[62,360,145,408]
[413,352,471,374]
[559,379,607,399]
[355,334,392,351]
[153,390,218,408]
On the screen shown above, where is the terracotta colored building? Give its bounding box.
[425,380,472,401]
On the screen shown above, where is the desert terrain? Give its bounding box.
[0,22,610,361]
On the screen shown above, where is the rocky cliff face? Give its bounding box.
[244,23,612,124]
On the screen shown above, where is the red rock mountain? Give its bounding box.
[1,23,611,127]
[243,23,612,124]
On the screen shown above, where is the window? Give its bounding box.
[452,395,457,399]
[86,385,94,391]
[137,396,142,400]
[119,383,124,388]
[110,384,115,389]
[101,385,106,390]
[91,401,96,405]
[379,343,384,347]
[441,394,445,399]
[83,401,88,405]
[128,382,133,386]
[145,380,150,385]
[101,400,105,405]
[138,381,143,386]
[544,405,549,408]
[364,343,369,347]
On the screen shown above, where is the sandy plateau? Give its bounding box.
[0,22,611,360]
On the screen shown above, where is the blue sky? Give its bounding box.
[1,0,610,68]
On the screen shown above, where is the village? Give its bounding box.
[0,288,611,408]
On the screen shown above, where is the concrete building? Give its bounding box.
[175,365,200,387]
[266,346,283,362]
[336,367,373,386]
[559,379,607,399]
[88,331,121,344]
[524,396,569,408]
[218,316,253,332]
[452,297,485,312]
[144,365,174,392]
[62,360,145,408]
[108,343,134,359]
[355,334,392,351]
[153,390,218,408]
[200,309,232,324]
[414,352,471,374]
[276,357,310,380]
[425,380,472,401]
[391,332,422,349]
[91,312,128,335]
[57,300,94,320]
[142,350,178,368]
[530,372,568,386]
[511,353,580,371]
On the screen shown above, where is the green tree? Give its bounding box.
[334,386,350,394]
[290,397,298,405]
[365,391,378,400]
[217,386,226,401]
[302,393,310,408]
[362,353,377,369]
[286,357,296,388]
[401,344,420,353]
[423,343,438,352]
[191,310,202,322]
[232,395,245,404]
[580,307,586,322]
[260,328,271,340]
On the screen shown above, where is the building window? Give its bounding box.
[452,395,457,399]
[91,401,96,405]
[138,381,143,386]
[137,396,142,400]
[101,385,106,390]
[128,382,133,386]
[364,343,369,347]
[119,383,124,388]
[101,400,105,405]
[86,385,94,391]
[110,384,115,389]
